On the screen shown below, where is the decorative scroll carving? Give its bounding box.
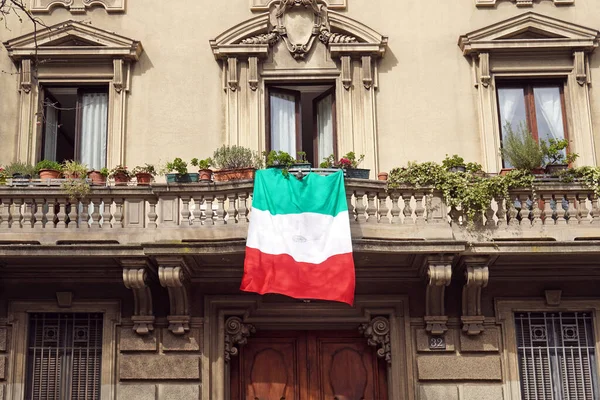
[227,57,239,91]
[31,0,125,13]
[478,52,491,88]
[574,51,588,86]
[475,0,573,7]
[20,59,32,94]
[122,260,154,335]
[241,31,281,45]
[319,30,357,44]
[461,265,489,335]
[424,258,452,336]
[157,259,190,335]
[359,316,391,364]
[224,316,256,363]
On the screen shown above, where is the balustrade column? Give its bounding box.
[414,191,426,225]
[565,193,578,224]
[495,197,506,227]
[541,194,553,225]
[181,196,192,227]
[577,193,589,223]
[33,198,45,228]
[80,199,90,228]
[366,192,377,224]
[148,198,158,228]
[90,197,102,228]
[22,198,34,229]
[0,198,12,228]
[227,193,239,224]
[355,190,367,224]
[377,192,389,224]
[216,194,227,224]
[554,194,567,225]
[402,192,414,225]
[113,198,124,228]
[591,194,600,224]
[102,198,113,228]
[389,191,401,224]
[346,190,356,223]
[66,199,78,228]
[238,193,250,225]
[204,195,215,225]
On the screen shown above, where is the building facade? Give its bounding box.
[1,0,600,399]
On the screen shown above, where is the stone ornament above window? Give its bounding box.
[476,0,573,7]
[30,0,125,13]
[252,0,346,11]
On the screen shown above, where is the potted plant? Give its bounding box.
[442,154,466,173]
[500,122,545,175]
[35,160,63,180]
[109,165,132,185]
[87,168,109,186]
[62,160,88,179]
[190,158,213,182]
[0,167,7,186]
[212,145,263,182]
[132,164,157,186]
[5,161,36,181]
[543,138,579,175]
[338,152,368,179]
[164,158,199,183]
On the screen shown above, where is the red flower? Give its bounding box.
[338,158,352,168]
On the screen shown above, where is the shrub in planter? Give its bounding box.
[190,158,213,182]
[442,154,466,173]
[87,168,109,186]
[320,152,369,179]
[500,122,544,174]
[5,161,36,180]
[132,164,157,186]
[0,167,7,186]
[163,158,199,183]
[35,160,63,180]
[212,145,263,182]
[264,151,311,176]
[543,138,579,175]
[109,165,132,185]
[62,160,88,179]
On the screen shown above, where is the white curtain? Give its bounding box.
[43,103,58,161]
[316,94,334,161]
[270,92,297,155]
[498,88,526,135]
[80,92,108,170]
[534,87,565,142]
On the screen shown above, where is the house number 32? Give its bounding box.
[429,337,446,350]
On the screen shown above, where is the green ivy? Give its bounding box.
[556,166,600,196]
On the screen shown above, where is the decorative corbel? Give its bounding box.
[361,56,373,90]
[359,316,391,364]
[424,257,453,336]
[113,59,124,94]
[157,257,190,335]
[224,316,256,363]
[227,57,239,91]
[248,56,259,91]
[341,56,352,90]
[20,59,32,93]
[574,51,588,86]
[121,259,155,335]
[460,257,490,335]
[479,52,491,88]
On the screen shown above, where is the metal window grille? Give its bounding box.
[25,313,103,400]
[515,312,600,400]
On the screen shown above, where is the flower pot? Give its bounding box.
[39,169,62,180]
[87,171,107,186]
[63,172,81,179]
[198,169,213,182]
[499,168,513,176]
[135,172,153,186]
[113,172,130,185]
[545,164,568,175]
[213,168,255,182]
[530,167,545,176]
[166,173,199,183]
[344,168,370,179]
[377,172,388,181]
[448,165,466,173]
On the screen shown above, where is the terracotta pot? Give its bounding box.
[499,168,513,176]
[113,172,130,185]
[87,171,107,186]
[39,169,62,180]
[213,168,255,182]
[545,164,568,175]
[377,172,388,181]
[530,167,545,176]
[135,172,153,186]
[198,169,213,182]
[63,172,81,179]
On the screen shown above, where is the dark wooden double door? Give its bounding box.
[231,330,388,400]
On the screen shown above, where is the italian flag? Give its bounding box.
[241,168,355,305]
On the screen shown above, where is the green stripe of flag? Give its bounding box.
[252,168,348,216]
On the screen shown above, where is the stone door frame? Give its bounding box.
[202,295,414,400]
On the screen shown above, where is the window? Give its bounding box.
[25,313,103,400]
[41,87,109,170]
[515,311,599,399]
[497,82,568,167]
[267,84,336,166]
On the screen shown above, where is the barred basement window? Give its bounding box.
[515,312,600,400]
[25,313,103,400]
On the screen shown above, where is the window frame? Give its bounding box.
[265,86,302,156]
[312,87,338,165]
[496,298,600,400]
[7,300,120,400]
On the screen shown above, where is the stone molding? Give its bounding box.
[359,316,391,364]
[424,257,453,336]
[30,0,125,13]
[224,316,256,363]
[157,257,190,335]
[475,0,573,7]
[2,20,142,167]
[458,12,600,173]
[252,0,347,11]
[458,257,490,335]
[121,259,155,335]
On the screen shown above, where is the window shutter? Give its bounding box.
[515,312,599,400]
[26,313,103,400]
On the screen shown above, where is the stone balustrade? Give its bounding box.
[0,179,597,245]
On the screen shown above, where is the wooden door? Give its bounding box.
[231,330,388,400]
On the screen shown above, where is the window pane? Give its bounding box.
[80,92,109,171]
[534,86,566,145]
[316,93,334,162]
[270,92,297,156]
[498,88,527,168]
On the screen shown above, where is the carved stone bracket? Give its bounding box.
[157,257,190,335]
[121,259,155,335]
[359,316,391,364]
[424,257,453,336]
[224,316,256,363]
[459,256,490,335]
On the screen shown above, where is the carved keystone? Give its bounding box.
[459,257,490,335]
[224,316,256,363]
[121,259,155,335]
[157,257,190,335]
[359,316,391,364]
[424,257,453,336]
